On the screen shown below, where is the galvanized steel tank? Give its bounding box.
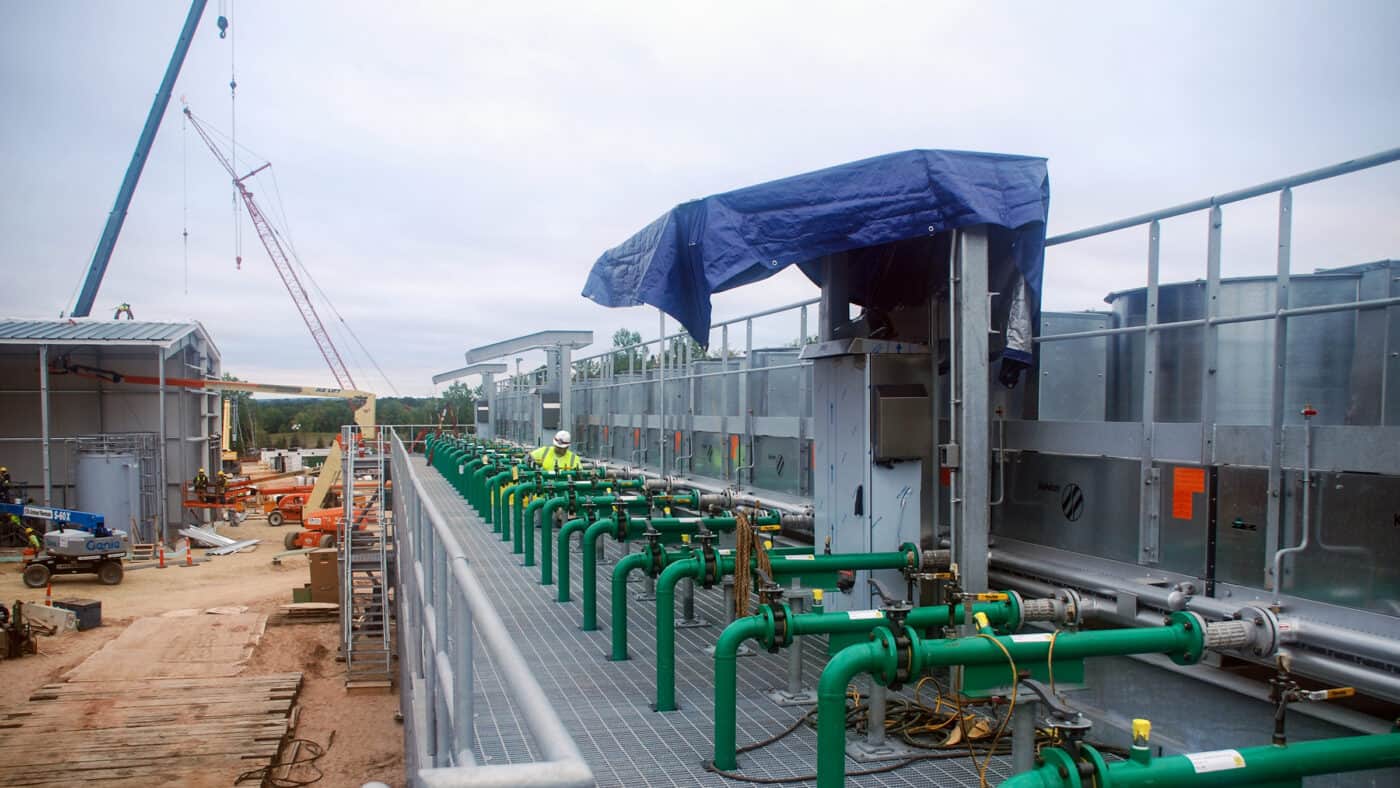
[75,451,142,540]
[1105,261,1397,426]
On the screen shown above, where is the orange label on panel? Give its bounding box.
[729,434,740,462]
[1172,467,1206,520]
[809,441,816,470]
[939,467,952,487]
[603,426,609,441]
[633,428,641,446]
[674,431,682,454]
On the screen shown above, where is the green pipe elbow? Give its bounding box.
[555,516,593,602]
[654,557,704,712]
[711,614,771,770]
[816,641,886,788]
[581,518,620,631]
[609,552,651,661]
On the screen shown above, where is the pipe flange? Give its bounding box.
[1168,610,1209,666]
[1005,589,1026,633]
[767,600,792,653]
[870,623,921,691]
[1057,587,1084,628]
[697,533,719,589]
[1235,605,1281,659]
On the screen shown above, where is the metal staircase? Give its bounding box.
[340,425,394,689]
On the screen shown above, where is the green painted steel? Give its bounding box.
[1001,732,1400,788]
[814,613,1208,788]
[608,547,691,661]
[655,546,919,712]
[710,596,1022,770]
[580,515,765,631]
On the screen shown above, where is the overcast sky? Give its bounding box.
[2,1,1397,396]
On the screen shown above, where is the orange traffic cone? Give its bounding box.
[158,543,166,569]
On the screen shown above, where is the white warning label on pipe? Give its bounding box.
[783,554,814,560]
[1009,633,1053,644]
[847,610,884,620]
[1184,750,1246,773]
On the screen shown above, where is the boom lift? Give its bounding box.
[2,503,131,588]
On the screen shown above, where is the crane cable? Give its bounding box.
[225,0,241,269]
[182,109,189,296]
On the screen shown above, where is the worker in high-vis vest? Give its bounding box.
[530,430,580,471]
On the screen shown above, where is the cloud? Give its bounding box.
[2,1,1396,397]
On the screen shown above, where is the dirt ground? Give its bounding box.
[0,514,404,787]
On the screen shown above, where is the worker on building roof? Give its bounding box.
[113,303,135,320]
[530,430,580,472]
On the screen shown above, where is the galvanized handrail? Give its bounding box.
[390,429,594,788]
[1045,147,1400,245]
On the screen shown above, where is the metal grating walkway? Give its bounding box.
[413,456,1013,788]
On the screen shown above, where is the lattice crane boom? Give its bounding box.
[183,107,356,390]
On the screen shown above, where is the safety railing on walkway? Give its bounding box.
[389,428,594,788]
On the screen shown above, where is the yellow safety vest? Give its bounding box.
[531,445,580,471]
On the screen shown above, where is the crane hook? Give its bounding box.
[217,15,229,39]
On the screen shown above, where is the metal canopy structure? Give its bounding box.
[431,362,508,385]
[464,331,594,365]
[466,331,593,446]
[434,362,509,438]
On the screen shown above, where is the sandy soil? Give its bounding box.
[0,513,404,787]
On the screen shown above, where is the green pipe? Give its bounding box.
[536,488,638,579]
[500,481,534,549]
[1003,732,1400,788]
[518,480,623,558]
[581,516,754,631]
[469,462,495,511]
[608,542,816,662]
[486,469,515,532]
[710,596,1020,771]
[814,613,1207,788]
[608,547,691,661]
[552,496,649,599]
[654,545,918,712]
[555,516,592,602]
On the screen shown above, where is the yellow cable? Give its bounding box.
[974,634,1019,788]
[1047,629,1061,694]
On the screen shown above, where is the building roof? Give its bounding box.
[0,319,219,358]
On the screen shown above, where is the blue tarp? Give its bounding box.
[581,149,1050,346]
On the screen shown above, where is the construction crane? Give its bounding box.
[182,107,358,390]
[71,0,210,317]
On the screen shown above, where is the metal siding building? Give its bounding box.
[0,319,221,541]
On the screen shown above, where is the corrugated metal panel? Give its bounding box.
[0,319,198,345]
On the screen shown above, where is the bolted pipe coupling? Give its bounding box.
[780,512,814,531]
[698,492,733,512]
[1021,597,1066,623]
[919,549,953,572]
[1205,619,1254,651]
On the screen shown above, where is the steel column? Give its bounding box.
[955,226,991,596]
[156,346,167,539]
[1138,221,1161,564]
[1265,189,1292,588]
[39,345,51,506]
[658,310,666,475]
[1201,206,1223,460]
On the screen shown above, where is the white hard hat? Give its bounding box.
[553,430,572,448]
